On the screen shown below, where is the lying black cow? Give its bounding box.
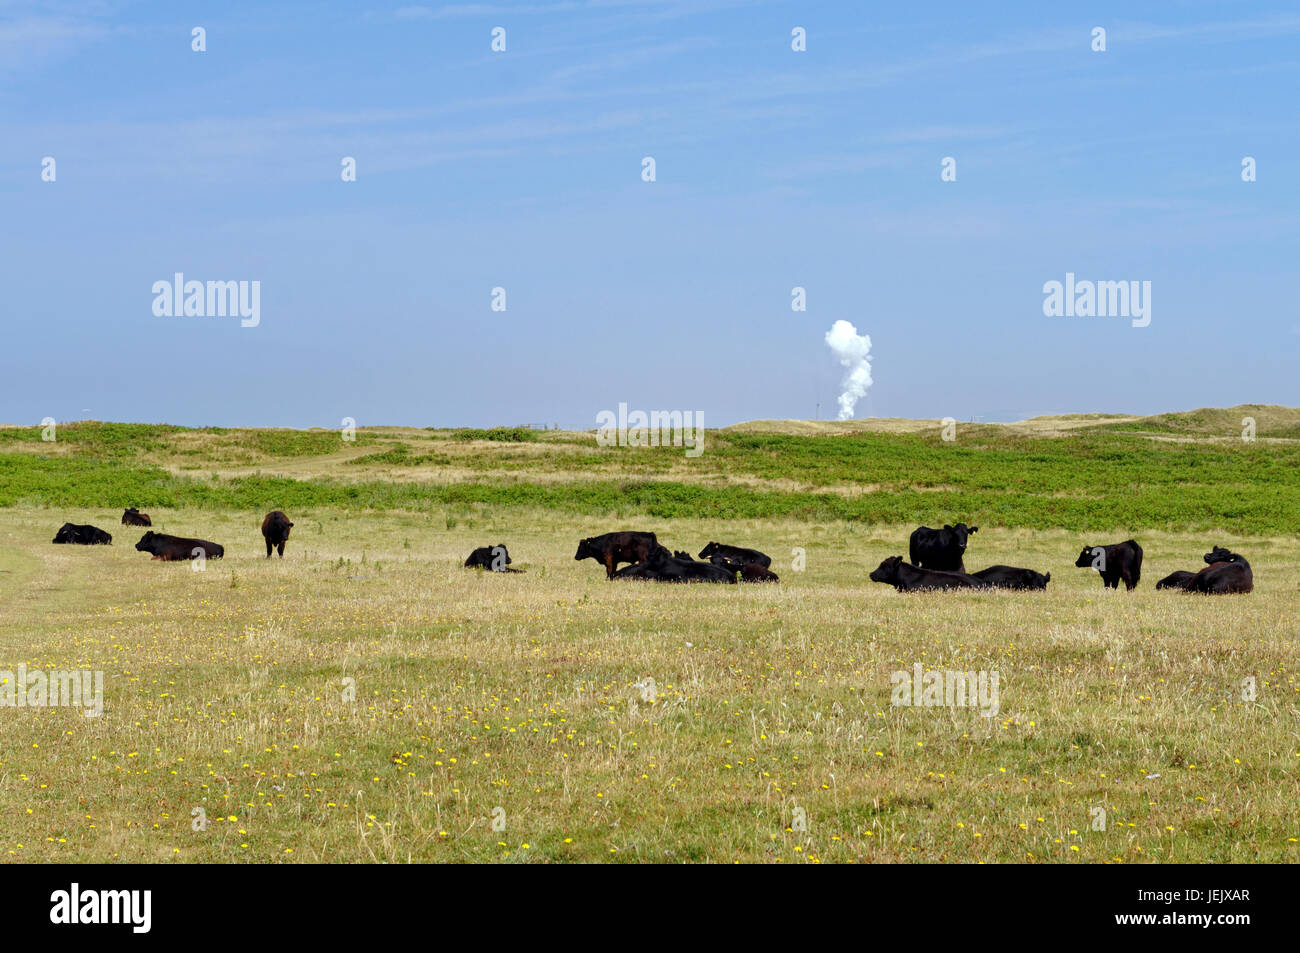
[869,556,989,592]
[261,510,294,558]
[1160,547,1253,594]
[121,507,152,527]
[705,554,780,583]
[908,523,978,572]
[971,565,1050,590]
[464,544,523,573]
[1155,570,1198,590]
[1189,547,1252,594]
[1074,539,1142,590]
[614,548,735,584]
[53,523,112,545]
[135,531,224,561]
[698,542,772,569]
[576,531,661,579]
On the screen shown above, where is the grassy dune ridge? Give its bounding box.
[1,403,1298,533]
[0,407,1297,863]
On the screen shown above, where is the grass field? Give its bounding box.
[1,407,1297,863]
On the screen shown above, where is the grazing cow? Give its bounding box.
[698,542,772,569]
[121,507,152,527]
[971,565,1051,590]
[464,544,523,573]
[614,548,736,584]
[575,531,661,579]
[908,523,979,572]
[1187,547,1253,594]
[261,511,294,558]
[135,531,223,561]
[869,556,989,592]
[1155,570,1198,591]
[52,523,112,545]
[1074,539,1142,590]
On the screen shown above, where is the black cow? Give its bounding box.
[53,523,112,545]
[971,565,1050,590]
[576,531,661,579]
[121,507,152,527]
[1074,539,1142,590]
[908,523,979,572]
[135,531,224,561]
[464,544,523,572]
[1187,547,1253,594]
[614,548,735,584]
[705,554,780,583]
[698,542,772,569]
[869,556,989,592]
[261,511,294,558]
[1155,570,1198,591]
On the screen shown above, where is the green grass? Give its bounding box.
[1,416,1297,533]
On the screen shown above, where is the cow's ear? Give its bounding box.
[970,526,978,533]
[943,524,952,530]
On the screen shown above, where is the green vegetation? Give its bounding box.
[1,409,1297,534]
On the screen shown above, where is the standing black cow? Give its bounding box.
[261,511,294,558]
[575,531,661,579]
[1074,539,1142,590]
[464,544,523,572]
[698,542,772,569]
[53,523,112,545]
[908,523,979,572]
[971,565,1051,590]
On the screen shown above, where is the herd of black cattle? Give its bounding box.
[49,513,1253,594]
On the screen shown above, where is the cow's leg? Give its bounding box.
[265,537,273,558]
[1123,569,1136,591]
[277,541,286,558]
[605,554,616,579]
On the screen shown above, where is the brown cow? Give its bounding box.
[575,531,661,579]
[261,511,294,558]
[122,507,152,526]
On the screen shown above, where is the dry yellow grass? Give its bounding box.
[1,506,1296,863]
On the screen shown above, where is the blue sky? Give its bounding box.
[2,0,1297,428]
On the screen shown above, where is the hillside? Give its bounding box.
[1,406,1297,534]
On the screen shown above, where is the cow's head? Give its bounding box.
[52,523,74,543]
[697,542,720,559]
[1203,546,1235,565]
[948,523,978,550]
[135,531,157,552]
[574,538,595,561]
[1074,546,1100,568]
[869,556,904,584]
[494,544,511,565]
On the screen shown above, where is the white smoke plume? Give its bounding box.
[824,319,873,420]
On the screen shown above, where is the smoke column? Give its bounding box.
[824,320,873,420]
